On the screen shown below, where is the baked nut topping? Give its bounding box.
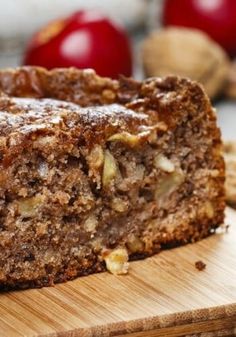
[108,131,149,148]
[154,154,175,173]
[88,145,104,170]
[103,247,129,275]
[155,170,185,202]
[17,195,44,218]
[205,201,214,219]
[127,235,144,253]
[84,215,98,233]
[102,150,118,187]
[111,198,128,213]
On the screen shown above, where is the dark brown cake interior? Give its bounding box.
[0,67,225,290]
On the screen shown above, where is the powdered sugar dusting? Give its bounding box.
[0,96,149,138]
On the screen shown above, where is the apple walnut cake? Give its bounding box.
[0,67,225,290]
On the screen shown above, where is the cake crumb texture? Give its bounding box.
[0,67,225,290]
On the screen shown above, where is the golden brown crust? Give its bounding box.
[0,67,219,155]
[0,66,214,124]
[0,66,214,165]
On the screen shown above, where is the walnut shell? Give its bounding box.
[224,61,236,99]
[142,27,230,99]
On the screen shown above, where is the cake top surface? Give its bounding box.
[0,96,149,137]
[0,67,211,166]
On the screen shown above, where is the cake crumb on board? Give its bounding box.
[195,260,206,271]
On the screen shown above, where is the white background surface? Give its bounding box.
[216,101,236,141]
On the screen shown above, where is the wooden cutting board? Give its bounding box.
[0,208,236,337]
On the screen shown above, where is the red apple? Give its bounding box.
[23,10,133,78]
[163,0,236,56]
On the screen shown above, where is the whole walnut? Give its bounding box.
[224,61,236,99]
[142,27,230,99]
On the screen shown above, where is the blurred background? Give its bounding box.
[0,0,235,141]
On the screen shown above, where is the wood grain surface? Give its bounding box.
[0,208,235,337]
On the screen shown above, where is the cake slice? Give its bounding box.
[0,67,225,290]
